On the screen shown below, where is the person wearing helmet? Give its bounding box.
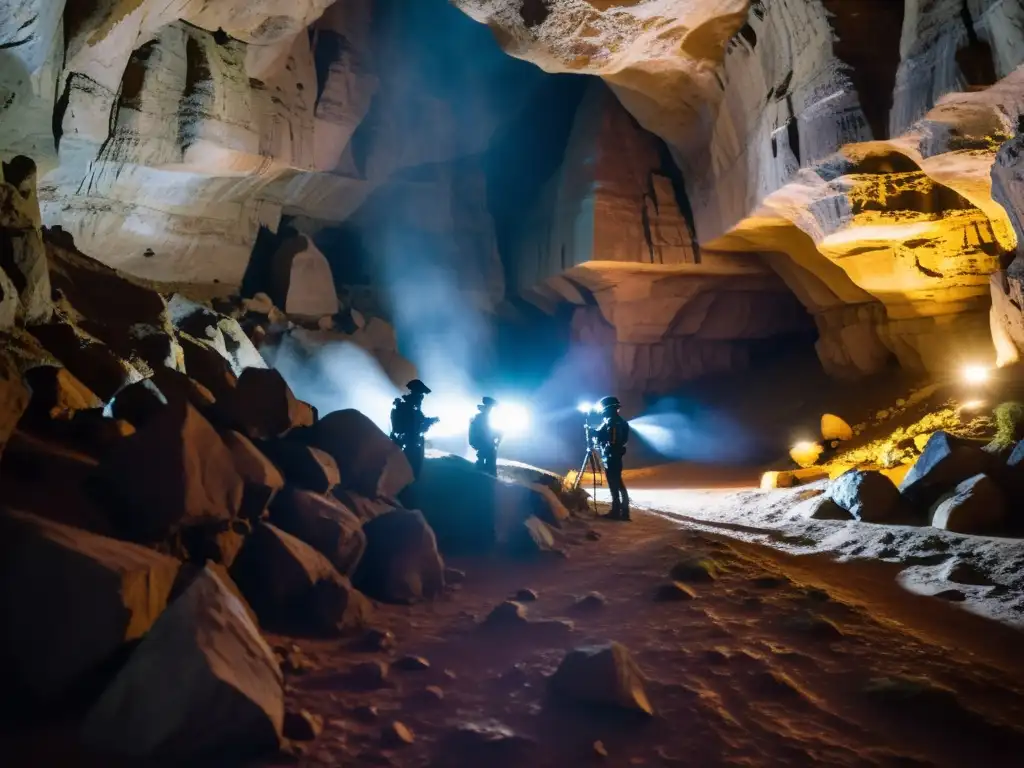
[469,396,501,476]
[593,395,631,521]
[390,379,438,478]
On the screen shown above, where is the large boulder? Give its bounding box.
[0,265,17,329]
[548,643,654,716]
[109,375,214,429]
[81,566,283,762]
[270,488,366,575]
[0,511,180,703]
[225,367,314,440]
[826,470,903,523]
[230,523,371,634]
[177,333,238,403]
[21,365,101,424]
[260,440,340,493]
[353,509,444,604]
[167,294,266,376]
[220,430,285,520]
[401,456,562,554]
[797,494,854,521]
[96,400,245,543]
[277,235,339,318]
[44,228,176,374]
[899,432,993,512]
[0,345,30,460]
[526,483,571,528]
[821,414,854,442]
[0,156,52,324]
[303,409,414,498]
[333,489,397,522]
[931,474,1007,536]
[28,320,141,401]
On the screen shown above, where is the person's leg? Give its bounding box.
[619,474,630,521]
[407,444,424,478]
[487,451,497,476]
[606,459,623,518]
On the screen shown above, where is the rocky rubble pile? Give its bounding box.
[809,430,1024,537]
[0,156,572,763]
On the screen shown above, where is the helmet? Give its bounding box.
[598,395,621,411]
[406,379,431,395]
[481,396,497,407]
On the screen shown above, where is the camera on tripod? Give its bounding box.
[572,402,605,492]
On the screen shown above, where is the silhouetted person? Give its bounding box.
[594,395,630,521]
[390,379,438,478]
[469,396,501,476]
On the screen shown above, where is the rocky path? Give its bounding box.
[261,509,1024,768]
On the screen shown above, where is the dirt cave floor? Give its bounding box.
[262,506,1023,766]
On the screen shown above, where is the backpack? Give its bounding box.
[390,398,411,436]
[468,412,487,450]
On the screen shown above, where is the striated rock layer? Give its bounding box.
[5,0,1024,397]
[456,0,1024,382]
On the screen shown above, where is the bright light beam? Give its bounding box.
[962,365,991,386]
[425,395,477,439]
[490,402,531,438]
[578,400,597,414]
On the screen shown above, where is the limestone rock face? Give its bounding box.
[279,235,339,318]
[0,0,378,285]
[456,0,1024,384]
[5,0,1024,398]
[0,156,51,323]
[511,83,813,394]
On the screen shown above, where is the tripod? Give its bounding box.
[572,427,606,513]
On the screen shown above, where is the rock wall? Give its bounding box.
[7,0,1024,397]
[505,81,812,395]
[455,0,1024,380]
[2,0,384,285]
[0,0,538,292]
[508,83,698,294]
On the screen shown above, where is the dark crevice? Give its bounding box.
[914,257,943,279]
[312,30,348,110]
[483,74,589,294]
[640,192,656,264]
[775,71,793,101]
[821,0,904,139]
[786,95,801,165]
[520,0,550,28]
[654,139,701,263]
[87,76,124,176]
[119,39,157,108]
[179,35,212,155]
[52,74,73,152]
[956,1,997,87]
[738,22,757,48]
